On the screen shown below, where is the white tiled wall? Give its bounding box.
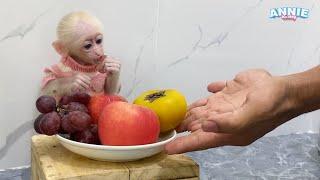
[0,0,319,169]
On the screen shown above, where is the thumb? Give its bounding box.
[201,104,255,133]
[97,62,106,73]
[207,81,226,93]
[164,130,230,154]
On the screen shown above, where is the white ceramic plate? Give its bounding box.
[56,130,176,162]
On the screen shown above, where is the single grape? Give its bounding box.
[71,92,90,105]
[34,114,44,134]
[71,129,99,144]
[62,102,89,113]
[61,115,77,134]
[68,111,92,132]
[57,113,68,134]
[40,112,61,136]
[58,95,73,106]
[36,95,56,113]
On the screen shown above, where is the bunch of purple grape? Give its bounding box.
[34,92,100,144]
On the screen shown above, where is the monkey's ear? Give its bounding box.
[52,40,68,56]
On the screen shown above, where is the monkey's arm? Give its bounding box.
[41,78,74,98]
[101,56,122,94]
[104,74,121,94]
[41,74,91,98]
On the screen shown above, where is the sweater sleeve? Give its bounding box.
[41,64,73,89]
[41,67,57,89]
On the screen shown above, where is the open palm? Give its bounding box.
[165,69,295,154]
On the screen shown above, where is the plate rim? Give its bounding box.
[56,130,177,150]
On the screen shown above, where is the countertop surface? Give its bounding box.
[1,133,319,180]
[187,133,320,180]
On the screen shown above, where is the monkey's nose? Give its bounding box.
[97,55,106,62]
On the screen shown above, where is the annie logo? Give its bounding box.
[269,7,309,21]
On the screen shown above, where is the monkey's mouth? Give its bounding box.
[94,55,106,64]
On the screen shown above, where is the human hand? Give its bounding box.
[165,69,297,154]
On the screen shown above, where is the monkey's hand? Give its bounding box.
[58,74,91,94]
[69,74,91,93]
[98,56,121,77]
[41,74,91,98]
[98,56,121,94]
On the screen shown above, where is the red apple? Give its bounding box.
[99,101,160,146]
[88,94,127,124]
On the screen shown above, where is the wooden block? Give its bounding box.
[31,135,199,180]
[123,153,198,180]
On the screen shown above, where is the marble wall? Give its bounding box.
[0,0,319,169]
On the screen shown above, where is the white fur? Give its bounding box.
[56,11,103,46]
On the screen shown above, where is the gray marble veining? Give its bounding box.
[1,133,319,180]
[0,10,49,42]
[187,133,320,180]
[167,25,229,68]
[0,121,33,160]
[167,0,263,68]
[125,28,155,98]
[167,25,204,67]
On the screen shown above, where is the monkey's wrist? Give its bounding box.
[108,72,120,78]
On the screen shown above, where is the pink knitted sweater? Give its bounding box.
[42,55,107,95]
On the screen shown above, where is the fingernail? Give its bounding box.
[202,121,219,132]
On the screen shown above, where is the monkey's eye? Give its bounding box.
[96,38,103,44]
[84,43,92,50]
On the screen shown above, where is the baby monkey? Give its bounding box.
[42,11,121,100]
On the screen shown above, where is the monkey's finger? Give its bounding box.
[78,79,91,87]
[107,67,120,72]
[106,58,121,64]
[77,76,91,85]
[97,62,106,70]
[105,62,121,69]
[76,80,89,90]
[75,74,91,83]
[72,83,86,93]
[105,66,120,72]
[105,62,121,66]
[79,74,91,82]
[76,79,90,89]
[105,60,121,65]
[106,56,119,60]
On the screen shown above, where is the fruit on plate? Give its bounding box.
[34,112,61,135]
[99,101,160,146]
[71,124,99,144]
[133,89,187,132]
[34,114,45,134]
[36,95,57,113]
[61,102,89,114]
[58,92,91,106]
[88,94,127,123]
[61,111,92,133]
[34,93,98,145]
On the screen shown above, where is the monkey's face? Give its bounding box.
[69,33,105,65]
